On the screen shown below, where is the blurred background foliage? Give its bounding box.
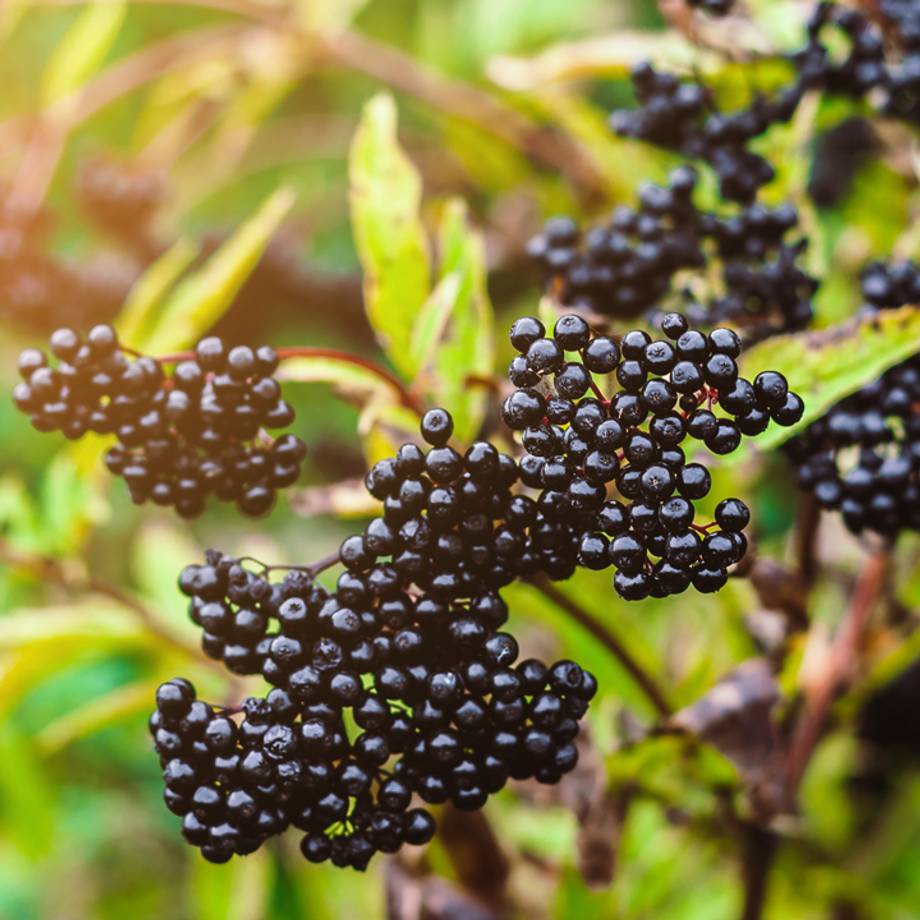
[0,0,919,918]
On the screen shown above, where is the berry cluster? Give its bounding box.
[502,313,803,598]
[860,260,920,312]
[76,156,164,253]
[785,354,920,537]
[686,0,734,17]
[161,536,595,868]
[527,166,705,319]
[786,257,920,537]
[353,408,552,592]
[151,676,436,867]
[612,4,918,209]
[610,61,794,206]
[808,118,878,208]
[528,167,816,333]
[12,325,305,517]
[0,202,125,332]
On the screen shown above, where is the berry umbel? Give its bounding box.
[502,313,803,600]
[12,325,306,517]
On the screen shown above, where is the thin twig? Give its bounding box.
[738,823,778,920]
[528,574,673,718]
[312,29,609,206]
[307,550,343,577]
[784,549,891,801]
[793,492,821,592]
[0,539,213,667]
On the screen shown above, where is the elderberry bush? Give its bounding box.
[502,312,803,599]
[160,543,595,868]
[11,325,306,517]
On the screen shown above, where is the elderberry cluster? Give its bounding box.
[527,166,704,319]
[860,260,920,312]
[161,538,595,868]
[785,354,920,537]
[0,202,125,332]
[528,167,816,333]
[686,0,734,16]
[786,257,920,537]
[151,676,436,867]
[76,156,164,252]
[501,313,803,599]
[11,325,305,517]
[612,4,919,209]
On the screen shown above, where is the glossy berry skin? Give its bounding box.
[501,313,801,599]
[12,326,305,517]
[159,408,598,870]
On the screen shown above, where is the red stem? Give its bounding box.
[154,346,424,415]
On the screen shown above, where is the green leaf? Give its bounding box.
[37,680,151,755]
[409,273,462,373]
[349,93,431,379]
[412,199,494,442]
[0,727,55,860]
[296,0,371,31]
[737,305,920,452]
[278,355,399,404]
[41,0,127,105]
[190,846,273,920]
[36,451,96,556]
[131,521,203,640]
[0,475,40,554]
[115,237,200,349]
[144,187,295,353]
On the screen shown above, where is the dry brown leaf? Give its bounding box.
[666,659,786,818]
[385,859,500,920]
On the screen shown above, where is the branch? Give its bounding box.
[738,823,778,920]
[528,575,673,718]
[0,539,213,668]
[313,28,609,206]
[793,492,821,592]
[0,24,250,213]
[784,549,891,802]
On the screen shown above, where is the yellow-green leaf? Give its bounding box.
[191,845,273,920]
[41,0,127,105]
[349,93,430,379]
[412,199,494,442]
[296,0,371,31]
[144,187,295,353]
[115,237,200,349]
[37,680,151,755]
[278,354,400,405]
